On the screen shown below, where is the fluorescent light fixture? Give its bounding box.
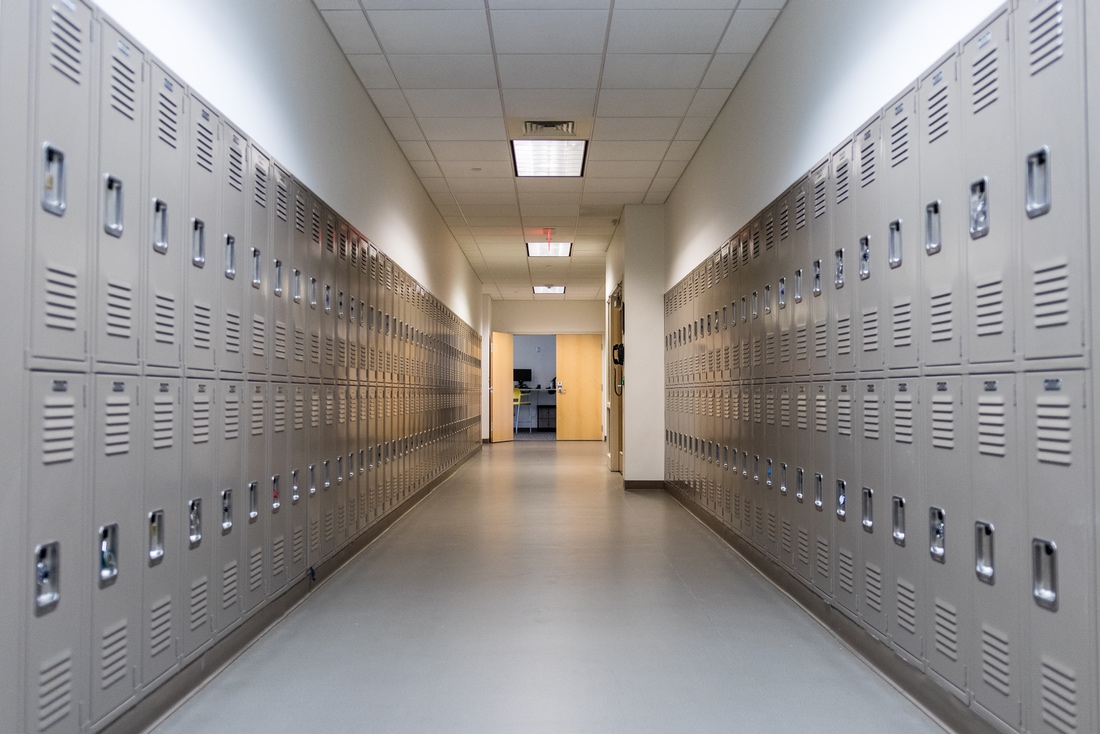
[512,139,587,177]
[526,241,573,257]
[533,285,566,295]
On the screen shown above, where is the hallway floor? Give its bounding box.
[151,442,945,734]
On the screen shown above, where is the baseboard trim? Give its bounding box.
[623,479,665,491]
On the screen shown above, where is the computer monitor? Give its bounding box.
[513,368,532,384]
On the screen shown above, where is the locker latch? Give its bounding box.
[103,175,124,238]
[812,260,822,296]
[778,278,787,308]
[309,463,317,495]
[765,458,773,488]
[861,487,874,532]
[323,460,331,489]
[291,469,300,503]
[273,260,284,297]
[859,237,871,280]
[248,482,259,521]
[929,507,946,562]
[1032,538,1058,611]
[752,455,760,482]
[834,249,845,289]
[224,236,237,279]
[153,199,169,254]
[835,480,846,519]
[813,472,823,510]
[191,218,206,267]
[891,496,906,546]
[779,463,787,495]
[98,524,119,585]
[974,521,994,584]
[1025,147,1051,219]
[251,247,261,287]
[221,490,233,532]
[42,144,66,216]
[924,201,942,255]
[34,541,60,611]
[888,220,903,268]
[187,499,201,547]
[969,178,989,239]
[359,450,366,476]
[272,475,281,511]
[741,451,748,478]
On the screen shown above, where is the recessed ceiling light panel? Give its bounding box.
[526,242,573,257]
[512,139,587,177]
[533,285,566,295]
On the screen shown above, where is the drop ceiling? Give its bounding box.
[312,0,786,301]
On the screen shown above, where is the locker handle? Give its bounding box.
[1032,538,1058,611]
[224,235,236,279]
[308,464,316,496]
[336,455,343,484]
[359,449,366,475]
[778,462,787,495]
[152,199,169,254]
[221,489,233,532]
[34,541,61,611]
[765,458,773,488]
[974,521,994,585]
[186,498,201,547]
[292,269,302,303]
[98,524,119,585]
[751,291,759,319]
[103,175,124,238]
[752,454,760,482]
[813,472,823,510]
[862,487,873,532]
[741,451,748,478]
[291,468,300,503]
[812,260,822,296]
[835,480,846,519]
[969,177,990,239]
[924,201,942,255]
[1025,147,1051,219]
[272,475,281,511]
[273,260,284,297]
[859,237,871,280]
[309,277,318,308]
[251,248,261,288]
[778,278,787,309]
[248,482,259,521]
[349,453,356,479]
[150,509,167,561]
[834,249,845,289]
[42,144,66,216]
[794,269,803,303]
[892,496,906,546]
[323,460,331,489]
[888,220,903,268]
[763,285,772,314]
[929,507,946,562]
[191,218,206,267]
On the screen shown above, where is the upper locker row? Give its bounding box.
[665,0,1088,383]
[28,0,480,383]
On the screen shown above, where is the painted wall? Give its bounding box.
[665,0,1005,289]
[96,0,482,325]
[491,300,605,334]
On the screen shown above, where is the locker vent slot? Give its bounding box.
[253,162,268,208]
[752,392,762,424]
[863,394,880,439]
[814,322,827,358]
[292,526,304,565]
[221,562,238,609]
[338,503,347,536]
[836,316,851,355]
[975,279,1005,335]
[815,393,828,432]
[733,494,741,522]
[294,196,306,233]
[796,393,808,430]
[1028,1,1065,76]
[892,300,912,347]
[192,303,212,349]
[860,135,877,186]
[36,649,73,731]
[49,9,83,85]
[1033,262,1070,328]
[251,317,265,358]
[109,55,137,120]
[325,221,335,252]
[310,394,320,428]
[815,538,829,579]
[889,114,910,167]
[105,282,133,338]
[99,619,128,689]
[157,91,179,149]
[837,394,852,436]
[195,118,215,173]
[977,395,1007,456]
[862,309,879,352]
[925,84,950,144]
[273,393,286,433]
[971,46,999,114]
[838,548,854,593]
[274,321,287,360]
[224,394,240,440]
[781,520,792,556]
[797,528,810,567]
[44,266,78,331]
[275,179,288,221]
[191,393,210,443]
[154,294,177,344]
[294,329,305,363]
[149,596,173,657]
[813,176,826,218]
[865,564,883,611]
[779,331,791,363]
[311,332,320,364]
[1040,656,1078,733]
[225,312,241,353]
[730,390,740,421]
[752,228,761,258]
[293,392,304,431]
[325,392,335,425]
[754,504,764,538]
[1036,395,1072,465]
[896,579,917,633]
[767,512,777,546]
[311,211,322,245]
[931,394,956,449]
[795,190,807,229]
[104,396,132,456]
[835,157,850,205]
[42,395,77,465]
[324,511,334,543]
[764,333,776,365]
[779,205,789,240]
[933,598,959,660]
[153,394,175,449]
[325,336,335,366]
[251,395,263,436]
[779,393,791,427]
[227,144,244,192]
[893,395,914,443]
[929,291,954,342]
[249,547,263,591]
[272,536,285,578]
[309,517,320,552]
[980,624,1011,696]
[188,577,208,631]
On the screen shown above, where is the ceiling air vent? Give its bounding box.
[523,120,575,136]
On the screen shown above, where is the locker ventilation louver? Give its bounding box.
[105,282,133,338]
[931,394,955,450]
[836,317,851,355]
[1040,657,1079,733]
[44,266,78,331]
[311,333,320,365]
[925,84,950,145]
[781,521,792,556]
[37,649,73,731]
[971,46,1000,114]
[310,394,320,429]
[1036,395,1072,465]
[99,620,129,689]
[889,114,911,167]
[892,300,913,347]
[157,90,179,149]
[980,624,1011,697]
[977,395,1007,457]
[835,157,850,205]
[893,394,914,444]
[324,511,334,543]
[325,392,335,426]
[1033,262,1070,328]
[779,393,791,428]
[764,217,775,250]
[863,394,880,439]
[813,176,827,218]
[221,562,238,609]
[272,537,285,578]
[104,396,132,456]
[860,134,877,187]
[224,394,240,440]
[49,8,83,85]
[192,393,210,443]
[779,332,791,364]
[227,144,244,192]
[862,309,879,352]
[933,598,960,661]
[779,205,790,240]
[153,394,175,449]
[293,392,304,431]
[767,512,777,546]
[292,526,305,566]
[43,395,76,464]
[274,393,286,433]
[1028,1,1065,76]
[149,596,173,657]
[896,579,917,633]
[865,564,883,612]
[248,547,263,592]
[838,549,854,593]
[975,279,1005,335]
[225,312,241,353]
[251,318,265,359]
[814,323,827,359]
[294,196,306,233]
[308,517,320,551]
[250,395,263,436]
[193,304,212,349]
[195,117,215,173]
[275,322,287,360]
[795,190,807,229]
[109,54,137,120]
[929,292,954,342]
[154,294,177,344]
[188,577,208,631]
[253,162,268,208]
[797,529,810,567]
[294,329,305,364]
[837,394,852,436]
[796,392,808,430]
[275,180,289,221]
[815,538,829,579]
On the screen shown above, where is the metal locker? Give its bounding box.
[242,382,266,615]
[180,379,217,661]
[965,374,1024,730]
[858,380,888,637]
[789,178,812,378]
[739,382,752,536]
[881,87,923,371]
[832,380,861,618]
[775,193,794,379]
[368,246,380,386]
[26,373,89,734]
[93,21,145,370]
[792,382,814,585]
[920,376,970,697]
[357,384,369,533]
[305,192,323,380]
[346,234,358,384]
[320,208,337,380]
[334,383,349,549]
[29,0,94,367]
[886,378,924,665]
[762,382,779,558]
[213,380,243,634]
[267,382,289,597]
[346,385,359,538]
[808,160,831,376]
[810,381,834,599]
[962,8,1018,366]
[1015,0,1088,362]
[218,124,247,377]
[144,62,186,374]
[335,221,350,382]
[776,382,795,569]
[89,375,142,724]
[141,377,181,688]
[269,165,292,378]
[918,52,966,369]
[319,383,336,558]
[183,95,221,374]
[830,140,857,374]
[287,382,308,582]
[1025,371,1094,734]
[246,144,271,378]
[853,115,886,374]
[726,242,741,387]
[358,239,370,383]
[368,385,379,524]
[288,182,309,379]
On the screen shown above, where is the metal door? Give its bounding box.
[268,382,289,598]
[833,380,860,617]
[287,382,308,582]
[183,95,221,375]
[270,165,292,378]
[886,378,924,664]
[854,116,885,374]
[246,145,271,378]
[808,160,831,376]
[830,140,857,374]
[213,380,243,634]
[180,378,214,659]
[242,381,267,615]
[218,124,247,376]
[858,380,888,636]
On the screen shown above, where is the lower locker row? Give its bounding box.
[666,371,1091,734]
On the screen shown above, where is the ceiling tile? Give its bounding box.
[592,117,681,140]
[412,159,444,177]
[587,140,669,160]
[460,205,521,217]
[418,117,507,140]
[320,10,382,54]
[583,178,652,193]
[601,54,710,88]
[647,176,680,193]
[687,88,732,117]
[429,189,456,205]
[367,10,492,54]
[313,0,362,10]
[737,0,787,8]
[515,178,585,192]
[655,158,689,178]
[468,218,524,228]
[497,55,603,89]
[452,191,519,205]
[404,89,503,117]
[614,0,739,7]
[437,159,514,177]
[490,10,610,54]
[701,53,752,88]
[430,141,511,160]
[398,140,434,160]
[644,191,671,204]
[585,159,661,178]
[607,9,731,54]
[362,0,485,8]
[367,89,413,116]
[717,8,780,53]
[388,55,498,88]
[436,204,464,217]
[419,177,450,192]
[664,139,701,160]
[675,116,715,140]
[446,177,516,192]
[580,192,644,206]
[501,89,597,118]
[384,117,425,140]
[347,55,398,88]
[596,89,694,117]
[517,191,583,205]
[519,204,581,217]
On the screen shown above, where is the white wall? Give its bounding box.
[513,335,557,394]
[491,300,605,334]
[665,0,1004,288]
[96,0,482,325]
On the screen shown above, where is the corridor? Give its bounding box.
[152,442,945,734]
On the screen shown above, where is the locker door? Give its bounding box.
[789,179,811,378]
[217,125,247,376]
[854,116,885,374]
[966,374,1024,729]
[287,383,308,582]
[358,240,370,383]
[268,382,288,597]
[762,382,779,558]
[144,63,186,373]
[270,165,291,378]
[748,222,764,380]
[726,245,741,386]
[368,385,378,524]
[886,379,924,664]
[830,140,857,374]
[762,208,779,379]
[213,380,242,634]
[792,382,813,584]
[346,385,359,538]
[858,380,888,636]
[882,88,922,371]
[180,378,214,660]
[358,384,369,533]
[93,21,144,370]
[921,376,970,696]
[246,145,271,378]
[26,373,89,734]
[242,382,266,615]
[320,209,337,380]
[29,0,94,367]
[833,380,860,618]
[1025,372,1094,734]
[183,96,222,374]
[962,10,1017,366]
[334,384,349,549]
[808,160,831,376]
[1015,0,1088,361]
[738,383,752,536]
[289,184,309,379]
[141,378,181,688]
[347,235,358,385]
[305,194,323,380]
[776,383,795,569]
[775,193,794,378]
[737,233,751,382]
[335,222,349,382]
[810,381,834,598]
[320,384,336,558]
[918,52,966,368]
[90,375,141,724]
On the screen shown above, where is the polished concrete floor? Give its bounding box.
[151,441,946,734]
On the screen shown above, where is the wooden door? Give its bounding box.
[490,332,514,442]
[556,333,602,440]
